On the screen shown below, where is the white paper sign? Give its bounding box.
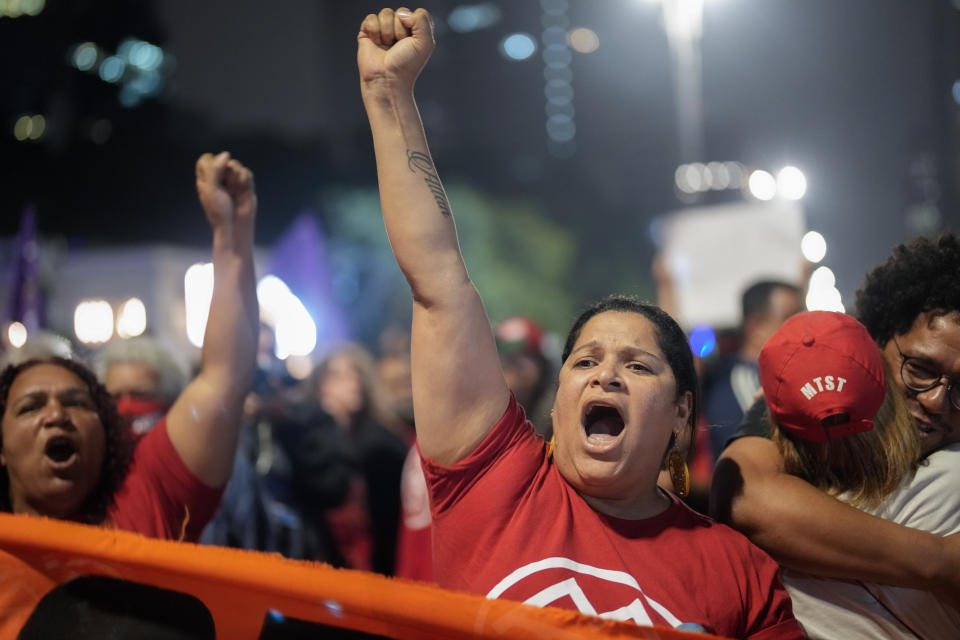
[656,201,806,329]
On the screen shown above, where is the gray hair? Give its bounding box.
[0,331,75,369]
[94,337,187,403]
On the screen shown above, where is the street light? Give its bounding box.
[657,0,705,164]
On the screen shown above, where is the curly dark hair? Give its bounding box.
[855,233,960,347]
[0,357,134,525]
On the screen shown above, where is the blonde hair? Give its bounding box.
[770,361,920,510]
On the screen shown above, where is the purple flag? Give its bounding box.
[7,205,44,331]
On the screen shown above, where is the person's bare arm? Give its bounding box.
[358,8,509,465]
[164,152,259,487]
[711,436,960,606]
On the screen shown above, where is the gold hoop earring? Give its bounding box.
[547,436,555,459]
[667,444,690,499]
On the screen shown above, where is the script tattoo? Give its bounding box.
[407,149,451,217]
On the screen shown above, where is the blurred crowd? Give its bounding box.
[3,182,959,637]
[1,6,959,637]
[0,307,558,580]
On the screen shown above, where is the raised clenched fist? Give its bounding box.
[357,7,435,93]
[195,151,256,230]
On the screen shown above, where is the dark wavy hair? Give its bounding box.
[855,233,960,347]
[0,357,134,524]
[562,295,699,433]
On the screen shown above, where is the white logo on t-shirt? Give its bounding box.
[486,557,687,628]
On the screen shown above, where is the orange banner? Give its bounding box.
[0,513,722,639]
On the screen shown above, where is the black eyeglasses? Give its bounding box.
[894,339,960,411]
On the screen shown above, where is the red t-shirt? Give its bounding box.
[108,418,223,542]
[422,396,803,639]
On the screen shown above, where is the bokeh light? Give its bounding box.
[7,322,28,348]
[725,162,744,187]
[675,165,695,194]
[28,115,44,139]
[546,114,576,142]
[747,170,777,201]
[806,266,844,312]
[688,163,707,190]
[72,42,100,71]
[184,262,214,348]
[20,0,44,16]
[116,297,147,339]
[127,40,164,71]
[74,300,115,345]
[13,115,32,141]
[448,3,501,33]
[545,79,574,104]
[98,56,126,83]
[809,265,836,289]
[568,27,599,54]
[707,161,729,189]
[676,161,743,194]
[257,275,317,359]
[801,231,827,263]
[501,33,536,61]
[777,166,807,200]
[805,286,845,313]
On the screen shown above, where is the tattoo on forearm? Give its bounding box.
[407,149,451,217]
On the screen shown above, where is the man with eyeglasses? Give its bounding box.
[887,334,960,453]
[712,232,960,638]
[896,343,960,405]
[854,234,960,456]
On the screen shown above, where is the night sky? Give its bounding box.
[2,0,958,308]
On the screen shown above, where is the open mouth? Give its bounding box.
[582,403,625,441]
[44,436,78,464]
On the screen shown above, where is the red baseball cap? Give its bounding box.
[758,311,885,442]
[495,316,544,354]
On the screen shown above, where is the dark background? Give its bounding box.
[2,0,958,309]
